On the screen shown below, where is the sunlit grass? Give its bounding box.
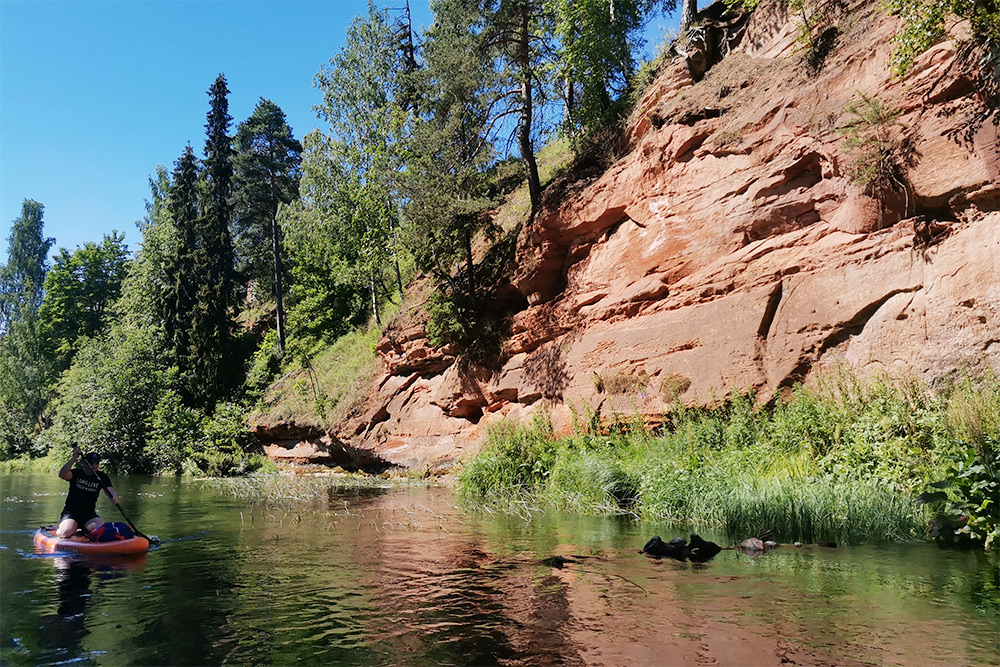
[492,136,575,233]
[0,448,65,474]
[459,371,1000,544]
[250,298,403,432]
[205,471,429,505]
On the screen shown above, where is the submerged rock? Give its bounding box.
[540,555,581,569]
[642,534,722,562]
[688,534,723,562]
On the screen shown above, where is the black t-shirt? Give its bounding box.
[61,467,112,519]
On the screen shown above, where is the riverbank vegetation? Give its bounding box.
[459,370,1000,547]
[2,0,997,503]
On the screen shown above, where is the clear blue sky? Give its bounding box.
[1,0,680,259]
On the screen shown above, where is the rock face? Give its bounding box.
[253,421,392,472]
[329,0,1000,470]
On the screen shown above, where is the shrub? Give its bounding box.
[246,329,282,395]
[186,401,262,477]
[919,441,999,548]
[838,92,911,221]
[459,410,557,502]
[458,370,1000,544]
[145,388,202,474]
[44,325,170,474]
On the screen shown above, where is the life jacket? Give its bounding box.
[89,522,135,542]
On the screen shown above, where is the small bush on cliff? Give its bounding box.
[425,227,521,364]
[838,92,912,221]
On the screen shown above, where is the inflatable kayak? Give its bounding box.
[33,528,150,555]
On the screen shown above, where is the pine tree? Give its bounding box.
[405,0,500,293]
[233,98,302,355]
[193,74,238,404]
[485,0,555,217]
[160,145,200,402]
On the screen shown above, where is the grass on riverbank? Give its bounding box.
[249,298,404,433]
[459,370,1000,545]
[0,448,65,475]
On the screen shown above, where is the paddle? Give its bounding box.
[78,451,160,545]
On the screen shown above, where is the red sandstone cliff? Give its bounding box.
[265,0,1000,471]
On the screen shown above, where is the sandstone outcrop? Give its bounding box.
[283,0,1000,470]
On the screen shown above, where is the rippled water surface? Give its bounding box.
[2,473,998,666]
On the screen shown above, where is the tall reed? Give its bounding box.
[458,371,1000,544]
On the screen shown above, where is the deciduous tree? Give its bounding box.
[38,232,129,372]
[0,199,53,331]
[310,2,413,325]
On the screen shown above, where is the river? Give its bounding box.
[1,473,997,666]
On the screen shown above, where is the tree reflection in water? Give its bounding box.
[37,554,146,663]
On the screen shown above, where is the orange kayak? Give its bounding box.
[33,528,150,555]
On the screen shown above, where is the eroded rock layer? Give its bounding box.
[274,0,1000,470]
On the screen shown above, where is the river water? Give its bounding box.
[1,473,997,666]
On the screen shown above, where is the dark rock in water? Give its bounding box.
[642,535,690,560]
[642,534,723,563]
[739,537,765,552]
[688,534,722,562]
[541,555,581,569]
[818,540,837,548]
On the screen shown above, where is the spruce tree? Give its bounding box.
[193,73,238,405]
[160,145,200,403]
[0,200,55,455]
[159,76,239,409]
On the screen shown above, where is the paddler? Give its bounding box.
[55,446,120,539]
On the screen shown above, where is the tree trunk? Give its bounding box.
[564,75,575,131]
[400,0,419,113]
[464,231,475,298]
[680,0,698,37]
[271,211,286,357]
[562,0,575,133]
[517,2,541,217]
[369,270,380,326]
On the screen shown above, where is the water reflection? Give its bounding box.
[3,474,998,666]
[35,554,146,664]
